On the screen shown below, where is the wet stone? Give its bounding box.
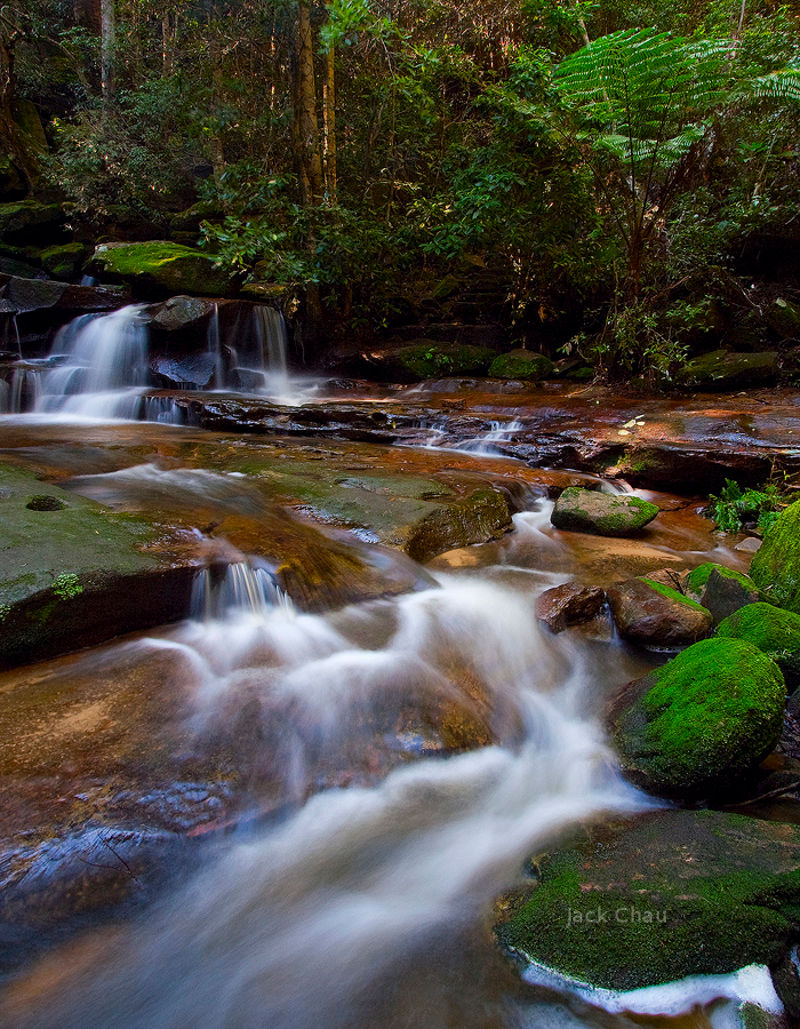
[535,583,605,634]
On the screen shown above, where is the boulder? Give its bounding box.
[145,295,216,334]
[150,354,216,389]
[404,486,511,562]
[750,499,800,614]
[717,602,800,686]
[607,577,713,646]
[39,242,90,281]
[89,241,236,298]
[609,637,786,797]
[496,808,800,991]
[684,561,761,623]
[0,273,125,314]
[488,349,554,381]
[0,200,63,244]
[766,298,800,342]
[551,487,659,537]
[681,349,779,390]
[535,583,605,633]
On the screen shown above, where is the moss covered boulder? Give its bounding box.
[0,200,63,244]
[391,341,496,381]
[551,487,659,537]
[685,561,761,623]
[496,809,800,992]
[488,349,554,381]
[89,241,235,298]
[681,349,779,390]
[717,602,800,685]
[750,499,800,614]
[610,637,786,797]
[0,463,198,668]
[607,577,713,647]
[39,242,90,281]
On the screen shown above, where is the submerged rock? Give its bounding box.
[607,577,713,646]
[496,808,800,991]
[609,637,785,797]
[551,487,659,537]
[89,241,235,298]
[717,602,800,686]
[535,583,605,633]
[684,561,761,623]
[750,499,800,614]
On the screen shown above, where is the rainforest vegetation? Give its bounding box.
[3,0,800,380]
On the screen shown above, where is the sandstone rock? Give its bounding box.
[681,349,779,390]
[89,241,235,298]
[488,349,554,381]
[750,499,800,614]
[607,576,712,646]
[684,561,761,623]
[535,583,605,633]
[551,487,659,537]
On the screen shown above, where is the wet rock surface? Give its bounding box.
[497,808,800,991]
[607,576,713,646]
[550,486,659,537]
[535,583,605,633]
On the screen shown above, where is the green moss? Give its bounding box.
[395,342,495,379]
[717,602,800,682]
[488,350,555,381]
[687,562,757,594]
[750,499,800,614]
[613,637,786,796]
[91,241,234,296]
[639,577,709,612]
[498,809,800,992]
[552,487,659,537]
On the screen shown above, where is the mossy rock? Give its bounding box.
[89,241,235,298]
[405,485,511,562]
[488,349,554,381]
[0,200,63,243]
[39,242,90,281]
[750,499,800,614]
[766,298,800,342]
[551,487,659,537]
[611,637,786,797]
[685,561,761,623]
[392,342,496,381]
[496,808,800,992]
[680,349,779,390]
[607,577,713,647]
[717,602,800,685]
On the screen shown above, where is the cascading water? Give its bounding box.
[35,304,150,418]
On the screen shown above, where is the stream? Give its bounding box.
[0,308,782,1028]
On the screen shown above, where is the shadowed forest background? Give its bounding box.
[3,0,800,381]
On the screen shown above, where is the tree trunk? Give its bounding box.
[100,0,115,104]
[0,23,36,189]
[322,45,337,203]
[292,0,323,206]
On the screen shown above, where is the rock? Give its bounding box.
[609,637,785,797]
[607,577,713,646]
[89,241,235,298]
[717,602,800,686]
[151,353,217,389]
[39,242,90,281]
[766,298,800,342]
[0,273,126,314]
[404,486,512,563]
[0,463,198,668]
[359,342,496,382]
[535,583,606,633]
[684,561,761,623]
[488,349,554,381]
[551,487,659,537]
[167,199,224,234]
[145,295,216,334]
[750,499,800,614]
[736,536,763,553]
[0,200,64,244]
[681,349,779,390]
[496,808,800,991]
[726,309,770,351]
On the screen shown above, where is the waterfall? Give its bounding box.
[252,304,291,396]
[35,305,150,418]
[190,560,289,620]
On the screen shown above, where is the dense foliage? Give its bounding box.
[5,0,800,375]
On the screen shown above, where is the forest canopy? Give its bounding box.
[3,0,800,379]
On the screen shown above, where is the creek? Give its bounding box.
[0,308,784,1028]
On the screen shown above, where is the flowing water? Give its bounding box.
[0,313,784,1027]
